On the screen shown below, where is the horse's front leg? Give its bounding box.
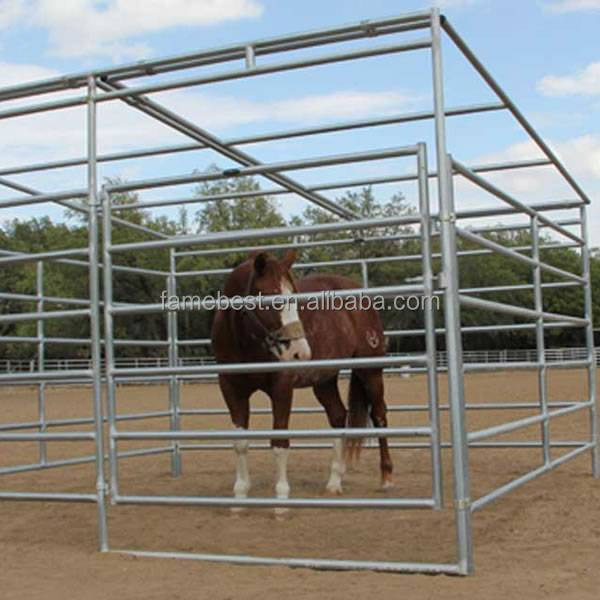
[218,375,252,515]
[313,379,347,495]
[269,381,293,520]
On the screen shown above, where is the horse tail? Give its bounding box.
[345,370,371,463]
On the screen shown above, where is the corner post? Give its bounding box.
[431,8,473,574]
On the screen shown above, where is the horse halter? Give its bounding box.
[241,271,306,356]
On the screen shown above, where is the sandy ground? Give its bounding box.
[0,370,599,600]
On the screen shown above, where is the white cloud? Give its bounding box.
[0,61,59,88]
[0,0,24,27]
[1,0,263,60]
[162,89,417,130]
[546,0,600,12]
[538,61,600,97]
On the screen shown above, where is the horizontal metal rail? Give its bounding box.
[389,321,581,338]
[0,39,432,121]
[111,355,428,378]
[0,492,98,503]
[0,308,91,324]
[0,411,171,432]
[105,146,419,194]
[111,549,461,575]
[97,39,433,103]
[178,440,589,451]
[468,402,593,442]
[0,292,90,306]
[470,443,594,512]
[0,102,504,178]
[459,294,588,325]
[0,446,173,476]
[452,159,583,244]
[113,426,431,442]
[110,283,426,315]
[0,432,95,441]
[109,214,421,253]
[0,11,432,100]
[110,199,584,255]
[0,189,88,209]
[114,494,434,509]
[0,370,92,383]
[0,248,89,266]
[456,227,585,283]
[173,216,578,259]
[464,360,591,372]
[177,400,582,418]
[175,241,580,278]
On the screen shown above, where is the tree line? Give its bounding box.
[1,170,598,360]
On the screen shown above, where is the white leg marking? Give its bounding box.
[232,428,250,513]
[273,446,290,518]
[326,438,345,495]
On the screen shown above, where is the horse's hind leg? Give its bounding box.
[218,375,251,514]
[313,378,347,495]
[356,369,393,490]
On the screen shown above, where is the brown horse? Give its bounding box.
[211,250,393,516]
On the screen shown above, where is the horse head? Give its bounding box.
[228,250,311,362]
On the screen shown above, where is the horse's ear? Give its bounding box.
[253,252,268,276]
[281,250,297,270]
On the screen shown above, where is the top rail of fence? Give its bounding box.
[0,12,432,102]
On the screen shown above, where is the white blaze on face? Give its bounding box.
[278,280,311,361]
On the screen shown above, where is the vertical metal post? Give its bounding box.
[102,186,120,499]
[431,8,473,574]
[417,143,443,509]
[531,216,550,465]
[168,248,181,476]
[245,45,256,69]
[360,260,369,288]
[36,261,47,465]
[580,205,599,477]
[87,75,109,551]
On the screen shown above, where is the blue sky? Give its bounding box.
[1,0,599,244]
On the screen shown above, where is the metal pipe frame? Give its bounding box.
[459,294,588,326]
[109,283,427,317]
[104,146,419,195]
[0,102,504,179]
[110,355,429,379]
[456,227,585,284]
[441,16,591,205]
[1,7,596,577]
[172,216,578,260]
[0,11,433,101]
[452,159,584,245]
[0,446,173,477]
[173,241,580,279]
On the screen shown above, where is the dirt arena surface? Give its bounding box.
[1,370,599,599]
